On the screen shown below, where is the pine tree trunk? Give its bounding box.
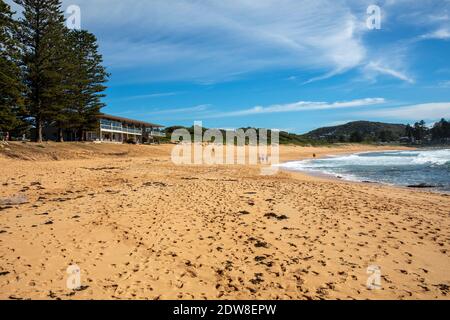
[36,118,43,143]
[78,128,84,142]
[58,128,64,142]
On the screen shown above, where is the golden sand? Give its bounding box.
[0,143,449,300]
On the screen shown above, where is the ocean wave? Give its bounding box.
[278,149,450,191]
[280,149,450,170]
[411,149,450,165]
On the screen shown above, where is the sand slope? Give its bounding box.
[0,143,449,300]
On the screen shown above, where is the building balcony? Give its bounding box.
[100,124,142,135]
[148,131,166,137]
[124,127,143,135]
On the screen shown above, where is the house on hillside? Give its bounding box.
[44,114,165,143]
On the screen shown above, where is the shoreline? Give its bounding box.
[283,167,450,195]
[277,147,450,194]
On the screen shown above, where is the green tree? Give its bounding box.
[53,32,79,142]
[14,0,70,142]
[0,0,23,139]
[349,131,364,143]
[378,130,395,142]
[405,124,413,140]
[413,120,428,141]
[431,119,450,141]
[67,30,108,141]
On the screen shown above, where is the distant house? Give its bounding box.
[95,114,165,143]
[44,113,165,143]
[399,136,411,144]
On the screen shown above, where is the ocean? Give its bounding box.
[280,149,450,192]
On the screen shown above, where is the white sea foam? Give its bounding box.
[279,149,450,172]
[411,149,450,165]
[278,149,450,191]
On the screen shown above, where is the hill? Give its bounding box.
[304,121,407,142]
[163,122,409,145]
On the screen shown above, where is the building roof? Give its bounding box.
[98,113,164,128]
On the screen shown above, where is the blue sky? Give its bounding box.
[9,0,450,133]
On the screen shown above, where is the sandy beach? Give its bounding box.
[0,143,449,300]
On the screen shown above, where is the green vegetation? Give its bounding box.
[303,120,450,145]
[0,0,24,137]
[2,1,448,147]
[0,0,108,142]
[304,121,407,143]
[65,30,109,141]
[278,130,327,146]
[163,119,450,146]
[164,126,328,146]
[406,119,450,144]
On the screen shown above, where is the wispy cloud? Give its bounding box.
[9,0,439,87]
[438,80,450,88]
[57,0,367,83]
[364,61,415,84]
[420,28,450,40]
[330,119,364,126]
[205,98,386,118]
[356,102,450,120]
[140,104,211,116]
[119,92,183,101]
[358,0,449,84]
[303,69,346,85]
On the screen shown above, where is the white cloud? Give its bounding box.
[9,0,447,86]
[119,92,183,101]
[438,80,450,88]
[326,120,360,126]
[205,98,386,118]
[52,0,367,83]
[141,104,211,116]
[303,69,346,85]
[356,102,450,120]
[420,28,450,40]
[364,61,414,83]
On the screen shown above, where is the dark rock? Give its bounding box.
[143,182,167,187]
[254,240,269,248]
[407,183,437,189]
[264,212,289,221]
